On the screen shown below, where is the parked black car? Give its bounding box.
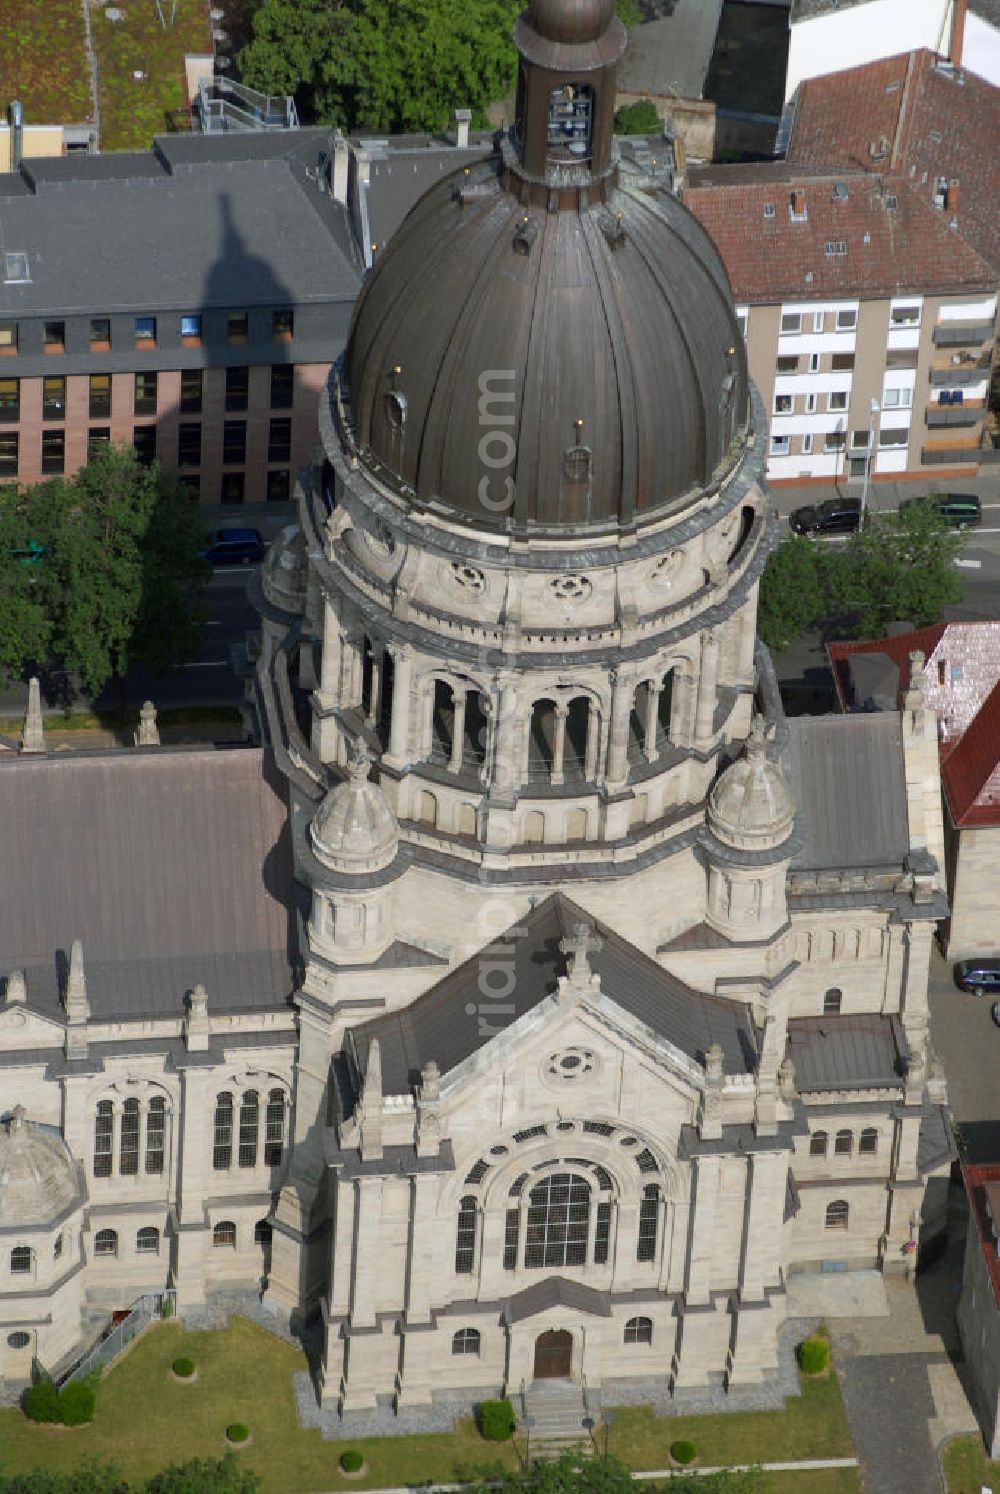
[201,527,265,566]
[788,498,861,536]
[953,958,1000,995]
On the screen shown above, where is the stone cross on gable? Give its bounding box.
[559,922,602,984]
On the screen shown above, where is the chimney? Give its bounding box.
[946,178,960,213]
[9,101,23,173]
[950,0,967,67]
[455,108,472,149]
[332,130,349,204]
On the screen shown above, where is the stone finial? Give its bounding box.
[135,700,160,747]
[347,738,373,786]
[705,1042,725,1084]
[778,1056,796,1102]
[64,940,89,1059]
[559,922,603,986]
[359,1039,383,1160]
[20,676,45,754]
[904,650,926,713]
[420,1058,441,1103]
[185,982,210,1051]
[746,713,768,758]
[4,970,26,1005]
[9,1104,26,1132]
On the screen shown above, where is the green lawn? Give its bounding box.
[0,1318,857,1494]
[90,0,211,151]
[0,0,92,124]
[941,1433,1000,1493]
[607,1370,854,1470]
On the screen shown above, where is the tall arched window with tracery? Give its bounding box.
[119,1097,140,1176]
[238,1090,259,1168]
[525,1172,590,1269]
[213,1092,234,1171]
[145,1096,165,1174]
[455,1195,477,1275]
[264,1089,286,1166]
[637,1183,661,1262]
[94,1100,113,1178]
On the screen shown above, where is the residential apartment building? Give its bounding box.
[957,1162,1000,1459]
[685,48,999,488]
[0,131,362,506]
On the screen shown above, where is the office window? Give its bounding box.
[180,313,202,340]
[177,423,201,467]
[221,472,244,504]
[851,429,870,449]
[134,371,158,416]
[134,316,157,345]
[43,320,65,350]
[831,353,855,371]
[0,377,18,421]
[180,368,203,414]
[90,317,111,347]
[89,373,111,419]
[776,356,798,374]
[223,420,246,465]
[270,364,294,409]
[132,426,156,466]
[225,366,249,412]
[780,313,801,334]
[769,435,790,456]
[226,311,249,343]
[890,304,920,326]
[825,431,845,451]
[43,376,66,419]
[0,431,18,477]
[267,417,291,464]
[0,323,17,353]
[880,428,908,447]
[836,309,857,330]
[41,429,65,474]
[88,428,111,460]
[774,394,793,414]
[829,391,848,411]
[272,309,294,340]
[266,469,290,503]
[883,387,912,408]
[3,252,29,283]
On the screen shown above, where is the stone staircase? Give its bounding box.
[521,1378,597,1459]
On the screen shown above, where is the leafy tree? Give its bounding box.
[826,503,965,638]
[0,488,53,687]
[240,0,641,131]
[463,1456,765,1492]
[145,1453,261,1493]
[613,98,660,134]
[0,1463,127,1493]
[757,535,826,653]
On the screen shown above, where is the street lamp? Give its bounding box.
[859,397,880,529]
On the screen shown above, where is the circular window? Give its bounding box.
[550,575,592,604]
[650,551,682,588]
[7,1331,30,1350]
[364,519,396,561]
[489,1144,509,1157]
[450,561,487,594]
[545,1047,598,1084]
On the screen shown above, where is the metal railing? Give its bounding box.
[197,77,298,134]
[61,1290,177,1385]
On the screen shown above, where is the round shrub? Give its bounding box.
[670,1440,697,1465]
[58,1380,96,1426]
[23,1380,61,1423]
[172,1357,195,1378]
[226,1422,250,1444]
[797,1335,830,1375]
[478,1397,515,1442]
[339,1450,364,1473]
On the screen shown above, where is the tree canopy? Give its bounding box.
[613,98,661,135]
[0,1454,259,1493]
[240,0,640,132]
[463,1452,766,1493]
[0,445,210,696]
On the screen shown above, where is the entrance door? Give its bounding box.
[533,1329,573,1379]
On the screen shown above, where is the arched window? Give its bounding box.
[834,1130,853,1156]
[624,1316,653,1345]
[524,1173,590,1269]
[254,1219,273,1246]
[213,1220,237,1249]
[145,1096,166,1175]
[94,1100,113,1178]
[825,1200,849,1231]
[10,1246,32,1274]
[859,1128,879,1155]
[94,1229,118,1257]
[452,1327,481,1356]
[431,679,455,764]
[238,1089,259,1168]
[562,696,592,783]
[637,1184,660,1263]
[136,1227,159,1254]
[594,1198,612,1265]
[823,988,843,1015]
[455,1196,477,1275]
[527,699,557,782]
[120,1097,140,1176]
[213,1092,233,1171]
[656,670,675,749]
[547,82,594,163]
[809,1131,828,1157]
[264,1090,285,1167]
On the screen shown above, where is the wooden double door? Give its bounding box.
[533,1329,572,1379]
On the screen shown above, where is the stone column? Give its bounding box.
[551,702,568,785]
[421,682,435,759]
[683,1153,721,1306]
[643,681,660,762]
[350,1176,384,1328]
[606,673,634,787]
[173,1067,212,1308]
[386,646,412,764]
[367,650,381,726]
[320,597,342,699]
[449,689,467,774]
[584,700,600,781]
[696,631,720,741]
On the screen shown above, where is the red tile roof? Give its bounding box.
[827,626,945,709]
[962,1163,1000,1313]
[787,49,1000,270]
[941,678,1000,826]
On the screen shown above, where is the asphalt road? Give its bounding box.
[927,948,1000,1165]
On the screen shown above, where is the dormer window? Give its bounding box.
[563,445,592,483]
[547,84,593,163]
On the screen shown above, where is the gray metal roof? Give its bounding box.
[0,131,359,316]
[353,893,757,1094]
[786,1015,905,1090]
[617,0,725,100]
[360,138,493,254]
[0,748,295,1019]
[504,1276,611,1324]
[793,0,1000,20]
[785,714,909,870]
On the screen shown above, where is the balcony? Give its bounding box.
[930,356,992,386]
[932,321,996,347]
[921,444,983,464]
[925,400,985,427]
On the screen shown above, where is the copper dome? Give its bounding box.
[532,0,615,43]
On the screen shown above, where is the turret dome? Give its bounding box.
[310,743,399,875]
[0,1107,82,1228]
[708,718,796,852]
[532,0,615,43]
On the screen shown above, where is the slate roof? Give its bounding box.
[357,136,493,256]
[0,130,360,316]
[786,49,1000,269]
[784,714,910,869]
[352,893,758,1094]
[786,1015,906,1089]
[0,748,296,1019]
[616,0,725,101]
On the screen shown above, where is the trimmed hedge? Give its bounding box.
[670,1440,697,1465]
[172,1357,196,1378]
[23,1378,95,1425]
[478,1398,515,1442]
[797,1334,831,1375]
[339,1450,365,1472]
[226,1422,250,1443]
[23,1380,61,1423]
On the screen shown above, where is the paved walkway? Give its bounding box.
[318,1461,861,1493]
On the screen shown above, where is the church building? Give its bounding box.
[1,0,952,1419]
